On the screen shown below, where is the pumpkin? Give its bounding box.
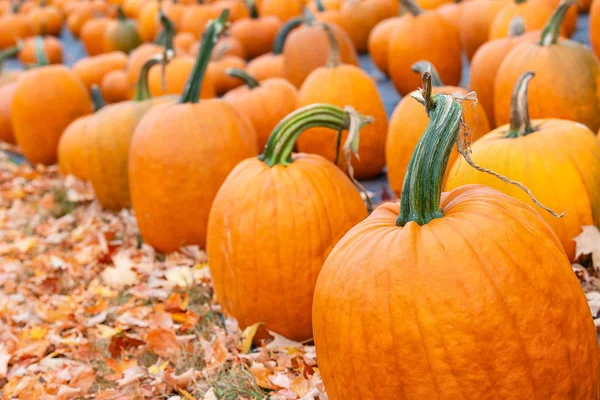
[224,69,297,150]
[437,1,462,31]
[192,36,247,59]
[137,0,160,42]
[592,0,600,58]
[367,16,400,76]
[312,72,599,400]
[207,104,369,342]
[80,17,111,56]
[29,4,63,36]
[0,45,23,87]
[340,0,397,53]
[416,0,454,8]
[129,10,257,252]
[173,32,196,53]
[148,55,216,98]
[104,7,142,54]
[388,0,462,96]
[86,56,176,210]
[494,2,600,131]
[489,0,576,39]
[296,25,388,179]
[12,44,93,165]
[448,71,600,261]
[259,0,303,22]
[18,35,63,65]
[230,0,282,59]
[470,17,537,126]
[66,3,97,38]
[100,69,129,103]
[282,17,359,88]
[576,0,592,12]
[387,61,490,195]
[0,7,34,49]
[73,51,129,91]
[246,51,284,82]
[212,0,249,22]
[313,0,348,32]
[207,52,246,96]
[0,81,18,144]
[125,43,163,96]
[458,0,507,60]
[179,4,217,37]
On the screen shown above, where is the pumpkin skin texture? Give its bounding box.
[80,17,110,56]
[458,0,506,60]
[388,11,462,96]
[129,101,257,252]
[12,66,93,166]
[224,77,298,150]
[100,69,129,104]
[283,23,359,88]
[73,51,129,91]
[246,53,284,82]
[313,186,599,400]
[207,153,367,341]
[297,65,388,179]
[592,0,600,59]
[386,86,490,195]
[0,81,18,144]
[18,36,63,66]
[58,115,97,180]
[447,119,600,261]
[367,17,400,76]
[494,40,600,131]
[230,15,282,59]
[340,0,397,52]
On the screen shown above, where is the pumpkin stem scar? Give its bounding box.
[179,9,229,104]
[508,16,526,37]
[225,68,260,89]
[505,71,536,138]
[540,0,573,46]
[412,61,444,87]
[319,22,342,68]
[401,0,424,16]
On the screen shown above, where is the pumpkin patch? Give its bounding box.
[0,0,599,398]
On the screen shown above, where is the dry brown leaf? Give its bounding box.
[575,226,600,268]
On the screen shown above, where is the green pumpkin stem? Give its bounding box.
[226,68,260,89]
[116,6,127,21]
[401,0,423,16]
[411,61,444,87]
[154,11,175,51]
[321,23,341,67]
[34,36,49,67]
[505,71,535,138]
[315,0,325,12]
[540,0,571,46]
[90,85,106,111]
[0,42,22,73]
[273,16,304,55]
[508,16,526,37]
[259,104,373,167]
[179,9,229,104]
[246,0,259,18]
[397,72,462,226]
[134,53,169,101]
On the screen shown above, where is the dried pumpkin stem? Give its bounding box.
[179,9,229,104]
[225,68,260,89]
[273,17,304,55]
[258,103,373,167]
[540,0,572,46]
[508,16,526,37]
[412,61,444,87]
[506,71,535,138]
[90,85,105,111]
[319,23,342,67]
[401,0,423,16]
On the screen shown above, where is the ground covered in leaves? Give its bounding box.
[1,143,600,400]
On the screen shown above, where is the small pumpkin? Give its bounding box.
[340,0,397,53]
[29,4,63,36]
[0,6,34,50]
[12,40,94,165]
[388,0,462,95]
[246,51,284,82]
[207,104,369,342]
[100,69,129,103]
[313,71,599,400]
[73,51,129,91]
[0,81,18,144]
[494,2,600,131]
[448,71,600,261]
[104,6,142,54]
[313,0,348,32]
[173,31,196,53]
[212,0,250,22]
[230,0,282,59]
[148,55,216,98]
[136,0,160,42]
[178,4,217,37]
[80,17,111,56]
[18,35,63,65]
[207,49,246,96]
[259,0,303,22]
[387,61,490,195]
[367,16,401,76]
[458,0,507,60]
[224,68,297,150]
[129,10,257,252]
[296,25,388,179]
[591,0,600,58]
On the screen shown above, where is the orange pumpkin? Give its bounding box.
[28,4,63,36]
[387,61,490,195]
[12,51,93,165]
[0,8,34,49]
[207,104,368,342]
[259,0,303,22]
[313,0,348,32]
[296,26,388,179]
[224,69,297,150]
[73,51,129,91]
[230,1,282,59]
[148,55,216,98]
[58,115,97,179]
[125,42,163,96]
[0,81,18,144]
[80,17,111,56]
[367,16,400,76]
[104,7,142,54]
[388,0,462,95]
[340,0,397,52]
[208,53,246,96]
[313,73,599,400]
[100,69,129,103]
[494,2,600,131]
[129,10,257,252]
[179,4,217,37]
[173,32,196,53]
[137,0,160,42]
[246,51,284,81]
[458,0,507,60]
[592,0,600,58]
[18,35,63,65]
[470,16,537,126]
[212,0,249,22]
[448,71,600,261]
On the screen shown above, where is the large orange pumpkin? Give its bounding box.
[12,50,93,165]
[494,2,600,131]
[313,73,599,400]
[448,71,600,261]
[296,25,388,179]
[129,10,257,252]
[229,1,282,59]
[207,104,369,342]
[387,61,490,195]
[388,0,462,95]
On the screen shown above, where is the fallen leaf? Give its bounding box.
[241,323,262,354]
[146,312,180,360]
[575,226,600,268]
[0,344,10,379]
[108,334,145,358]
[101,251,137,289]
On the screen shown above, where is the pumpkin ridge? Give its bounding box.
[444,218,538,396]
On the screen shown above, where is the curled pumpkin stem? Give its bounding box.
[540,0,573,46]
[317,22,342,68]
[226,68,260,89]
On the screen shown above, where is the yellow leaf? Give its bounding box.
[95,324,120,339]
[148,360,169,374]
[241,323,262,354]
[177,388,196,400]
